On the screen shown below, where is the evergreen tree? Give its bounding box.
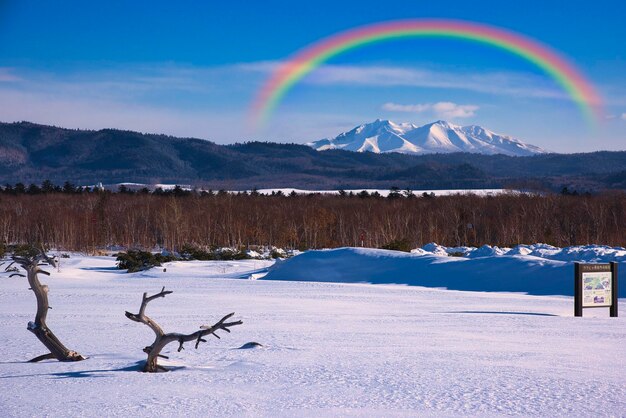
[41,180,55,193]
[172,185,188,197]
[27,184,42,194]
[63,181,76,194]
[387,187,401,199]
[14,183,26,194]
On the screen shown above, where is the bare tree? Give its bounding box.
[6,249,85,362]
[1,192,625,250]
[125,287,242,372]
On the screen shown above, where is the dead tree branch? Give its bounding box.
[125,287,242,372]
[7,248,85,362]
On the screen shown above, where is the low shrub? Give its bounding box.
[181,244,250,261]
[447,251,467,257]
[270,248,286,259]
[9,244,42,258]
[218,248,249,260]
[180,244,216,260]
[380,238,413,253]
[116,250,178,273]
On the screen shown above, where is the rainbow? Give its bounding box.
[250,19,602,130]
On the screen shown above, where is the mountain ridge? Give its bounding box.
[308,119,547,156]
[0,121,625,191]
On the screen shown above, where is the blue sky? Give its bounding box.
[0,0,624,152]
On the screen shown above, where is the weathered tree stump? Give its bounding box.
[125,287,242,372]
[7,250,85,362]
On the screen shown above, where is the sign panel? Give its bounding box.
[574,262,618,317]
[581,271,612,307]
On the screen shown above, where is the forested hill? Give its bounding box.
[0,121,625,191]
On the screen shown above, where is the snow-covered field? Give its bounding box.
[0,249,625,417]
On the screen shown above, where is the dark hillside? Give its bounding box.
[0,121,625,191]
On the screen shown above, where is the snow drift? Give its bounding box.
[262,244,626,297]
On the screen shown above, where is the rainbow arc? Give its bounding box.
[250,19,602,130]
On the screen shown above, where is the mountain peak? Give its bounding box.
[430,119,457,128]
[308,120,547,156]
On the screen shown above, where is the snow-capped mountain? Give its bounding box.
[308,120,547,156]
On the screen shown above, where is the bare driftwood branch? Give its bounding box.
[125,287,242,372]
[7,248,85,362]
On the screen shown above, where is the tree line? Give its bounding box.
[0,180,196,196]
[0,187,624,252]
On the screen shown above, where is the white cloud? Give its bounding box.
[0,88,245,142]
[0,85,356,143]
[432,102,479,118]
[621,113,626,120]
[381,102,431,113]
[0,64,264,142]
[302,64,567,100]
[237,61,582,101]
[0,62,621,146]
[241,61,626,107]
[382,101,479,119]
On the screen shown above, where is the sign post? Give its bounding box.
[574,262,618,317]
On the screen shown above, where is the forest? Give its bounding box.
[0,185,624,252]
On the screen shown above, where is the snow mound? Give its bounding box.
[507,245,534,256]
[415,242,626,262]
[467,244,509,258]
[263,246,626,297]
[420,242,448,255]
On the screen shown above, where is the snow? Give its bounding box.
[247,188,512,197]
[90,183,517,198]
[265,245,626,297]
[0,249,624,417]
[308,119,547,156]
[88,183,514,198]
